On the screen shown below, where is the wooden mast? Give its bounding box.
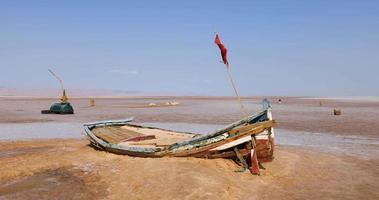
[225,64,247,116]
[48,69,68,103]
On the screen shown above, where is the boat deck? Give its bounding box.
[91,125,195,148]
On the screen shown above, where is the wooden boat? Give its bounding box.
[84,99,275,175]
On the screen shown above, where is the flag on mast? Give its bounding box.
[214,33,247,116]
[214,34,229,67]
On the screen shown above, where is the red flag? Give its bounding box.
[214,34,229,66]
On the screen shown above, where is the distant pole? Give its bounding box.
[48,69,64,93]
[225,64,247,116]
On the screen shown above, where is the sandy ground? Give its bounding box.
[0,96,378,199]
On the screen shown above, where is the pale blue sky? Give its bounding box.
[0,0,378,96]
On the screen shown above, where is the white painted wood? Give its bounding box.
[267,108,275,138]
[255,130,270,140]
[210,135,252,151]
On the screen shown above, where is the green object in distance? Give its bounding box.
[49,102,74,114]
[41,102,74,114]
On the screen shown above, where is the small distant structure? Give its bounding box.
[165,101,180,106]
[41,69,74,114]
[148,103,157,107]
[90,98,95,107]
[171,102,180,105]
[278,98,282,104]
[333,108,342,116]
[61,90,68,103]
[127,101,180,108]
[319,100,323,106]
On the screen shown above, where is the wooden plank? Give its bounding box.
[129,142,157,146]
[194,137,253,158]
[204,148,250,159]
[83,118,133,127]
[92,126,145,144]
[249,148,260,175]
[168,111,268,150]
[210,135,252,151]
[123,135,156,142]
[100,128,125,141]
[169,120,273,157]
[93,127,124,144]
[95,132,119,144]
[106,127,130,137]
[234,147,249,171]
[229,124,263,135]
[109,126,142,138]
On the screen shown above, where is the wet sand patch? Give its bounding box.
[0,167,108,200]
[0,146,52,159]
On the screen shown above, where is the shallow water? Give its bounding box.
[1,122,378,159]
[0,122,83,140]
[300,96,379,102]
[276,129,379,159]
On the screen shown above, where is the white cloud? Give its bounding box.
[109,69,138,75]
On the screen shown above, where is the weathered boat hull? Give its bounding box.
[84,99,275,174]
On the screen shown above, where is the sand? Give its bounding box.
[1,140,377,200]
[0,96,378,199]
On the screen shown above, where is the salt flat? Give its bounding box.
[0,96,378,199]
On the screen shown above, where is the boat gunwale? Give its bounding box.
[167,110,268,150]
